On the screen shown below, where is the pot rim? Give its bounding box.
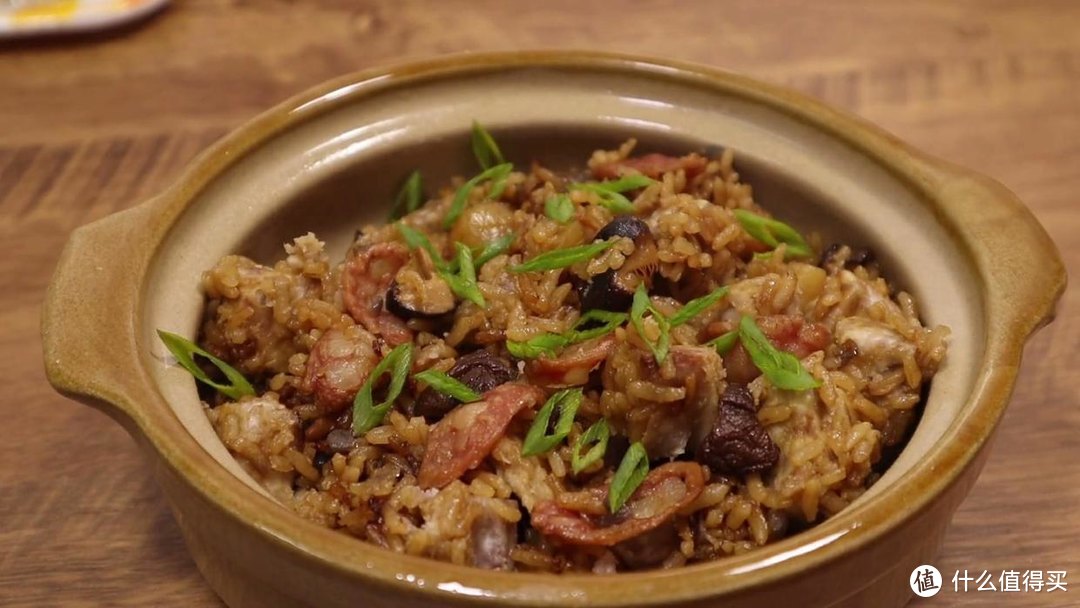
[44,50,1066,606]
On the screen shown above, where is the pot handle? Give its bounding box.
[43,201,159,425]
[921,161,1066,341]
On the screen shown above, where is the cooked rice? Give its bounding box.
[193,138,948,573]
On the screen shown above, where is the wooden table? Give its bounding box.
[2,2,1076,606]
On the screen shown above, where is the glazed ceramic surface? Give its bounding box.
[43,52,1065,608]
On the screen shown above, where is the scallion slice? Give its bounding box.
[396,224,487,308]
[521,389,583,457]
[706,329,739,355]
[738,316,820,391]
[443,162,514,229]
[592,174,655,192]
[506,334,570,360]
[448,242,485,307]
[570,175,655,215]
[569,310,629,342]
[630,284,670,365]
[470,121,505,170]
[437,234,513,272]
[544,194,574,224]
[572,184,633,214]
[473,233,516,267]
[571,419,609,474]
[509,239,615,273]
[668,286,730,327]
[609,442,649,513]
[413,368,480,403]
[396,223,448,272]
[733,209,812,259]
[389,170,424,220]
[506,310,627,360]
[353,343,413,435]
[157,330,255,400]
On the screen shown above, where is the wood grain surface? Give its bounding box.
[1,1,1077,606]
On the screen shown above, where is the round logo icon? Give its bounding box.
[910,564,943,598]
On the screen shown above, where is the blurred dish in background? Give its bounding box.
[0,0,168,38]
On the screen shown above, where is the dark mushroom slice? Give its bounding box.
[468,512,516,570]
[312,450,333,470]
[697,384,779,476]
[595,214,651,243]
[818,243,843,269]
[303,417,335,442]
[611,521,680,570]
[412,350,517,421]
[819,243,877,272]
[320,428,357,454]
[385,268,457,320]
[579,271,631,314]
[836,338,860,367]
[846,246,876,269]
[581,216,659,312]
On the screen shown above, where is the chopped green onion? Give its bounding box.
[396,223,448,271]
[444,162,514,229]
[506,310,628,360]
[521,389,583,457]
[571,184,633,214]
[544,194,574,224]
[570,175,655,215]
[571,419,609,474]
[609,442,649,513]
[157,330,255,400]
[449,242,483,306]
[389,170,424,220]
[669,286,730,327]
[738,316,820,391]
[488,167,512,201]
[507,333,571,359]
[733,209,813,259]
[570,310,629,342]
[581,309,630,323]
[443,234,515,272]
[353,343,413,435]
[413,369,480,403]
[471,121,505,170]
[447,242,485,307]
[707,329,739,355]
[473,233,515,267]
[593,174,655,192]
[630,284,670,365]
[593,191,634,214]
[572,174,655,195]
[397,225,487,308]
[510,239,615,273]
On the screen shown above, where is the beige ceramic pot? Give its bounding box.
[43,52,1065,608]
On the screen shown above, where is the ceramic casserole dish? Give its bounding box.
[42,51,1065,608]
